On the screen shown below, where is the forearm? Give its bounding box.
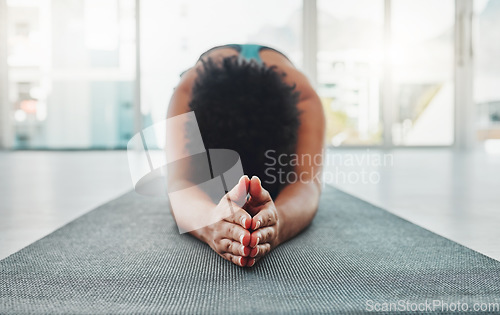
[168,182,219,235]
[274,180,322,245]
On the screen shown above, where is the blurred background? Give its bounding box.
[1,0,499,149]
[1,0,500,261]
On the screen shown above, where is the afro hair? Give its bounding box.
[187,56,301,199]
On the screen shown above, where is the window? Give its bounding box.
[318,0,384,146]
[318,0,455,147]
[1,0,493,150]
[390,0,455,146]
[474,0,500,144]
[6,0,136,149]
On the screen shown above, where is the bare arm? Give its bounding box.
[274,67,325,244]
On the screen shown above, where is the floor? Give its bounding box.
[0,149,499,261]
[0,151,132,260]
[323,148,500,261]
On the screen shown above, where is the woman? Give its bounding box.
[167,44,325,267]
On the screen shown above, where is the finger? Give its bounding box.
[218,239,250,257]
[250,226,276,247]
[217,221,251,246]
[226,175,250,207]
[251,207,277,230]
[246,257,262,267]
[223,207,252,230]
[249,243,271,258]
[247,258,257,267]
[221,253,248,267]
[248,176,272,207]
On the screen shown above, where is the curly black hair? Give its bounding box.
[186,56,301,199]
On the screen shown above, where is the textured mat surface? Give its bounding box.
[1,186,500,314]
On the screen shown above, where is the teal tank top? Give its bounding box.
[236,44,264,64]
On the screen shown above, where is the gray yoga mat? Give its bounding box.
[1,186,500,314]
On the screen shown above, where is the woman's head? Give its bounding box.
[187,56,301,198]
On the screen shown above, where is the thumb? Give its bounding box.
[249,176,271,204]
[226,175,249,207]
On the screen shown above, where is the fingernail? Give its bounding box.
[251,247,259,258]
[253,176,261,185]
[240,234,244,244]
[239,257,243,266]
[241,245,246,256]
[256,237,260,247]
[241,217,247,227]
[249,259,255,267]
[255,220,261,229]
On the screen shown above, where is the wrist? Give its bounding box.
[275,204,287,247]
[190,224,212,245]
